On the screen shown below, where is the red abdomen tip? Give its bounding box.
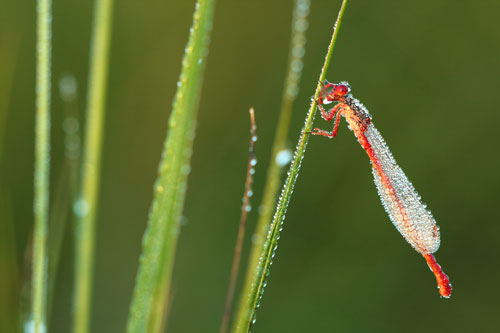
[424,254,452,298]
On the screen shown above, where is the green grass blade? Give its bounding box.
[234,0,310,330]
[73,0,114,332]
[126,1,216,332]
[233,1,348,331]
[32,0,52,331]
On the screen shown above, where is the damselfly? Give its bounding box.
[311,81,452,298]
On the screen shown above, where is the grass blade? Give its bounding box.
[32,0,52,331]
[234,0,310,329]
[233,1,348,331]
[73,0,114,332]
[220,108,257,333]
[126,1,216,332]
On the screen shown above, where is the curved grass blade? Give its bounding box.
[32,0,52,331]
[233,1,348,331]
[73,1,114,332]
[126,1,216,332]
[234,0,310,330]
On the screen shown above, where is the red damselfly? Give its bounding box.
[311,81,452,298]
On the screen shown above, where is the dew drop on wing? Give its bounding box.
[365,123,440,253]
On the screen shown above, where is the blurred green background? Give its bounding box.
[1,0,500,332]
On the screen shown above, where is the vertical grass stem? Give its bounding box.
[73,1,114,332]
[234,1,348,331]
[32,0,52,331]
[234,0,310,330]
[126,1,216,332]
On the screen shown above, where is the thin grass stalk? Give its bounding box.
[73,1,114,332]
[126,1,216,332]
[233,1,348,331]
[234,0,310,330]
[220,108,257,333]
[32,0,52,331]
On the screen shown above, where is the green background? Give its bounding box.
[1,0,499,332]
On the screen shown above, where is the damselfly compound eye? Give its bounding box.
[335,84,349,96]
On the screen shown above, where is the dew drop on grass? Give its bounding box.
[25,319,47,333]
[181,164,191,175]
[59,74,77,101]
[275,149,292,166]
[291,59,303,72]
[62,117,79,134]
[179,215,188,226]
[73,199,89,217]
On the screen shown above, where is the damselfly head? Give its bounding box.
[333,82,350,98]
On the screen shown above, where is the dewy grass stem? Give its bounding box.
[220,108,257,333]
[233,0,348,331]
[73,1,114,332]
[234,0,310,330]
[126,1,216,332]
[32,0,52,332]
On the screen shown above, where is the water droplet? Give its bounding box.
[179,216,188,226]
[181,165,191,175]
[73,199,89,217]
[275,149,292,166]
[62,117,79,134]
[59,74,77,101]
[250,158,257,166]
[295,18,308,32]
[25,319,47,333]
